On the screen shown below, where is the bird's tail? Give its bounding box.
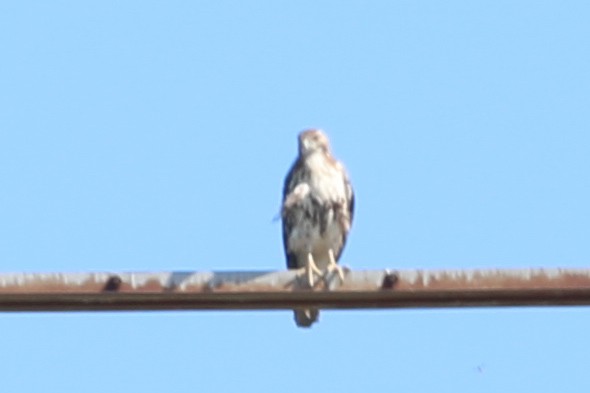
[293,308,319,328]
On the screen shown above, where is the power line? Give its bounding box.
[1,268,589,312]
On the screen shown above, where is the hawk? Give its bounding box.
[281,129,354,327]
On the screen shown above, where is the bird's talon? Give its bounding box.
[325,249,346,285]
[299,253,322,288]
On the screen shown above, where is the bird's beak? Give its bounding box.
[301,138,312,151]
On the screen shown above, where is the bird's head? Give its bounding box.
[298,129,331,156]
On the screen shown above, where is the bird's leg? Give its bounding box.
[305,252,322,287]
[325,249,346,284]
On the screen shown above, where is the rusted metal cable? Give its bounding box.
[0,268,590,311]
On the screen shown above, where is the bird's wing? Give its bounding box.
[334,160,355,261]
[282,159,304,269]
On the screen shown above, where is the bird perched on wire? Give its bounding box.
[281,129,354,327]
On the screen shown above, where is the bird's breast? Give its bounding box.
[305,154,347,203]
[286,209,344,269]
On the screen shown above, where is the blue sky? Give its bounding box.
[1,1,589,391]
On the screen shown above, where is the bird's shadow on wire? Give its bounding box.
[161,270,345,293]
[165,270,285,292]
